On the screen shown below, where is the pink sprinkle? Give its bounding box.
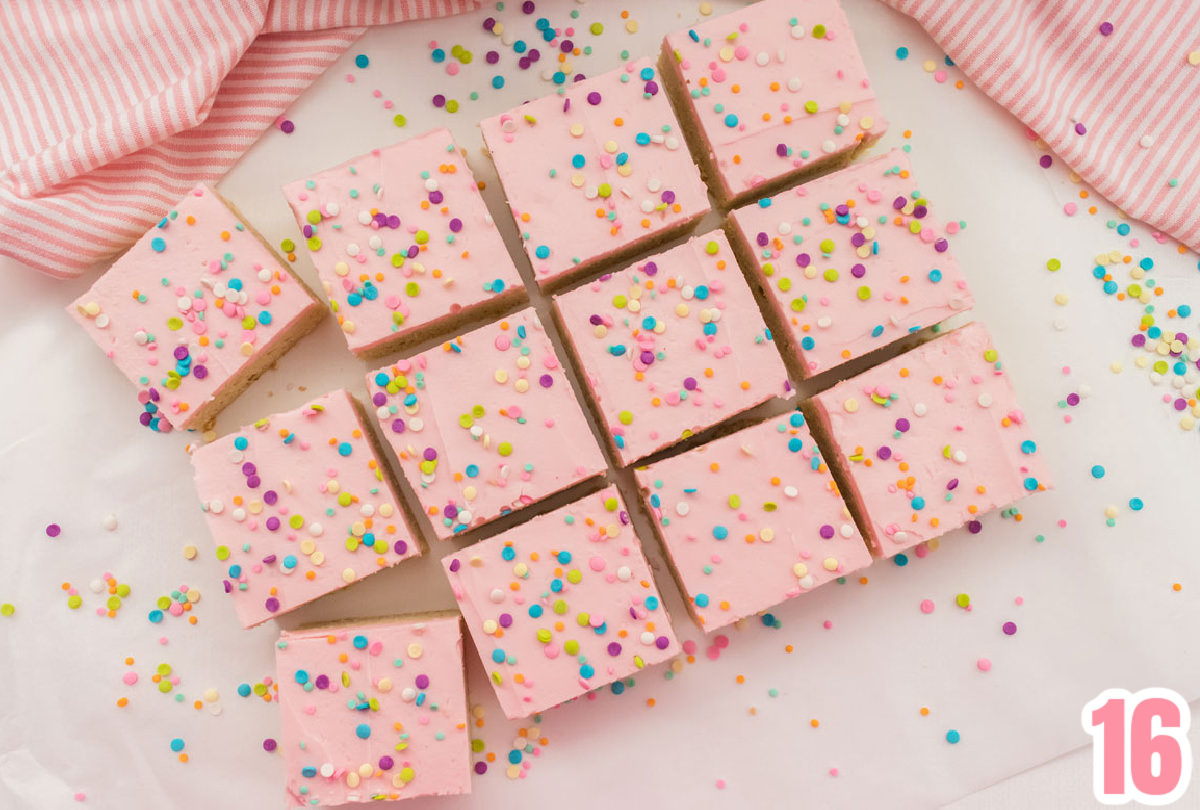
[977,657,992,672]
[46,523,61,538]
[1063,202,1078,216]
[920,598,936,614]
[933,69,947,83]
[1015,596,1025,606]
[829,768,839,777]
[122,672,138,686]
[715,779,726,789]
[705,645,720,661]
[714,634,730,649]
[822,619,833,630]
[74,793,86,802]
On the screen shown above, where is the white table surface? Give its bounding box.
[3,1,1199,808]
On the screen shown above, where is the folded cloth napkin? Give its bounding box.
[0,0,479,278]
[880,0,1200,252]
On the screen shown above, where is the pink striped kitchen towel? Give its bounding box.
[881,0,1200,251]
[0,0,479,279]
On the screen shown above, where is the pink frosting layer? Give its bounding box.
[277,615,470,806]
[281,128,521,353]
[191,390,420,627]
[729,148,974,376]
[68,184,320,429]
[663,0,886,200]
[442,486,679,719]
[365,308,607,539]
[812,322,1051,557]
[555,229,789,464]
[480,57,710,284]
[636,409,870,631]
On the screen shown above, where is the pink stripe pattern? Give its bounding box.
[0,0,479,278]
[882,0,1200,252]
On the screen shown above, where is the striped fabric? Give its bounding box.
[0,0,478,278]
[882,0,1200,251]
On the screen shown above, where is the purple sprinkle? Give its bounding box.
[482,17,495,31]
[449,558,461,573]
[640,351,655,365]
[302,224,313,238]
[449,218,463,233]
[148,387,160,402]
[432,94,446,108]
[912,205,928,219]
[586,91,602,105]
[264,490,278,506]
[522,0,534,12]
[946,478,960,491]
[428,190,444,205]
[892,196,907,210]
[1038,154,1053,169]
[1131,333,1146,348]
[263,738,277,751]
[262,555,277,565]
[139,412,152,426]
[776,143,788,157]
[193,364,208,380]
[173,345,189,360]
[265,597,280,613]
[280,120,295,134]
[423,447,438,461]
[528,49,540,63]
[242,462,257,477]
[655,636,670,650]
[387,215,400,229]
[444,504,458,519]
[967,519,982,534]
[475,762,488,775]
[393,540,408,555]
[372,392,387,407]
[560,40,573,53]
[518,56,531,70]
[643,260,658,276]
[1075,122,1087,135]
[796,253,811,268]
[415,674,430,689]
[486,50,500,64]
[934,238,948,253]
[683,377,697,390]
[835,204,850,217]
[378,756,394,770]
[819,524,835,539]
[407,245,420,259]
[223,580,232,594]
[850,232,866,247]
[1066,393,1081,406]
[607,642,623,657]
[644,80,658,95]
[589,314,603,326]
[266,517,281,531]
[756,231,769,247]
[246,475,261,489]
[1002,621,1017,635]
[315,674,330,689]
[851,263,866,278]
[1099,21,1113,36]
[876,446,892,461]
[391,418,406,434]
[374,212,388,226]
[499,613,513,628]
[895,417,910,432]
[539,374,553,388]
[661,190,675,204]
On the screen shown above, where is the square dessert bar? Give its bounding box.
[727,148,974,379]
[276,614,470,806]
[809,322,1050,557]
[68,184,324,431]
[554,229,789,464]
[365,308,607,539]
[191,389,420,627]
[282,127,524,357]
[661,0,887,207]
[480,56,710,288]
[635,408,870,631]
[442,486,679,719]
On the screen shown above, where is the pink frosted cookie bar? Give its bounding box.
[661,0,886,207]
[365,309,606,539]
[810,322,1050,557]
[727,149,974,378]
[281,128,524,357]
[442,487,679,718]
[68,184,324,431]
[191,390,420,627]
[480,56,710,288]
[276,614,469,806]
[635,409,869,631]
[554,229,789,464]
